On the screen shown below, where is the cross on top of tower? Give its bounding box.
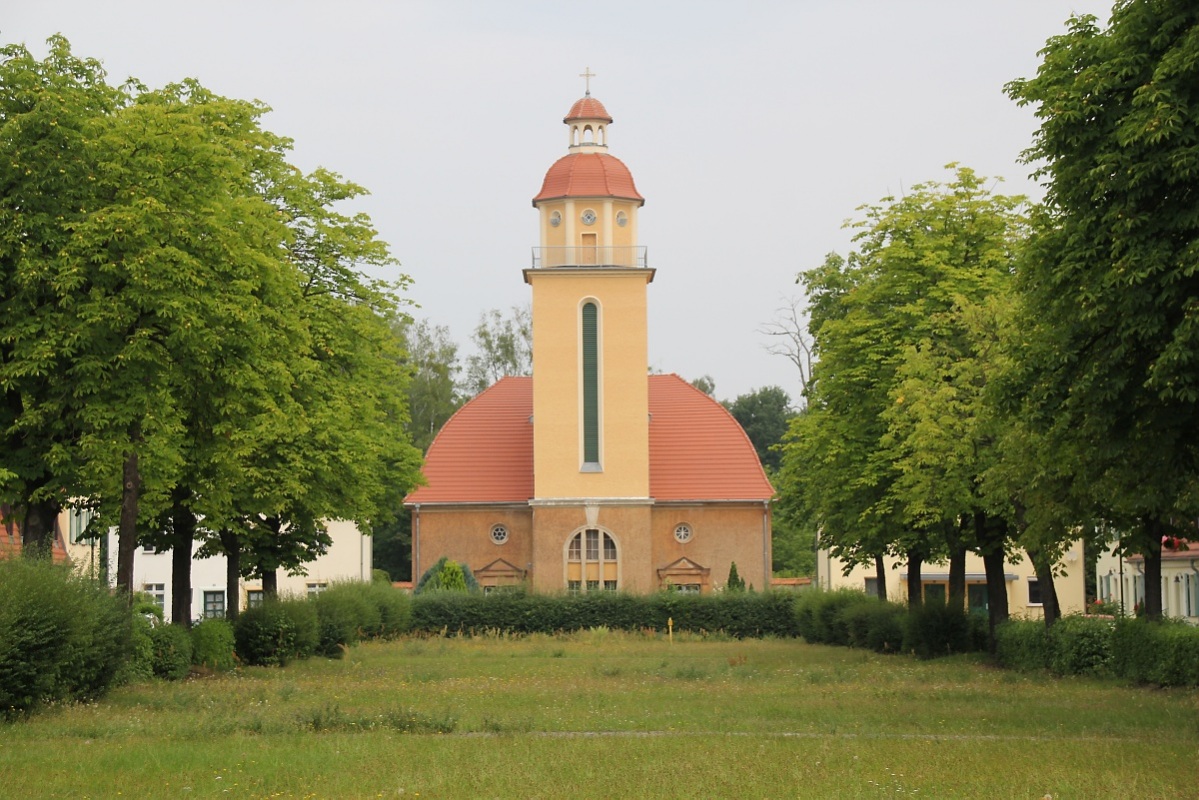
[579,67,596,96]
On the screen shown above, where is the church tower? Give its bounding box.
[525,75,655,590]
[406,76,772,597]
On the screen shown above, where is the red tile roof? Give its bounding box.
[406,374,772,505]
[407,378,534,504]
[533,153,644,204]
[648,376,774,501]
[565,96,612,123]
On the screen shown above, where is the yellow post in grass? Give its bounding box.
[668,617,673,644]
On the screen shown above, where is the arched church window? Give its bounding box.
[581,302,600,465]
[565,528,618,592]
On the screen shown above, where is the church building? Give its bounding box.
[405,84,773,593]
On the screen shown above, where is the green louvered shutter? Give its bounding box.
[582,302,599,463]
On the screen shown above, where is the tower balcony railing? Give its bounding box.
[531,246,648,269]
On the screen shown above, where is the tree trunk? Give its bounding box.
[171,492,196,628]
[20,496,60,558]
[220,528,241,622]
[873,553,887,601]
[1026,546,1061,628]
[906,548,923,608]
[1142,517,1164,620]
[948,542,967,614]
[116,447,141,598]
[262,568,278,598]
[976,510,1009,653]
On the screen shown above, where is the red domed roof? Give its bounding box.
[533,153,644,204]
[565,96,612,123]
[404,375,773,505]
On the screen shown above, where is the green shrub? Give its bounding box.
[148,624,193,680]
[312,585,378,657]
[726,562,746,592]
[190,618,236,671]
[794,589,871,645]
[119,613,156,685]
[414,556,480,594]
[902,602,977,659]
[994,619,1050,672]
[839,599,905,653]
[0,558,131,718]
[1111,618,1199,687]
[363,581,412,637]
[1047,615,1112,677]
[280,598,319,660]
[234,598,318,667]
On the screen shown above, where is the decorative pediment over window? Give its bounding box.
[475,558,527,587]
[657,557,710,592]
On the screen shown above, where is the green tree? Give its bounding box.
[397,317,463,453]
[724,386,795,472]
[0,37,124,552]
[725,561,745,592]
[463,305,531,395]
[1005,1,1199,619]
[779,167,1028,626]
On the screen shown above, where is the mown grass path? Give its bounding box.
[3,632,1195,798]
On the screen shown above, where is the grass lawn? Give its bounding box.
[2,630,1196,798]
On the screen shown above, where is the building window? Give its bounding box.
[581,302,600,466]
[674,583,700,594]
[307,582,328,598]
[144,583,165,612]
[203,590,225,619]
[550,210,561,227]
[565,528,618,592]
[616,211,628,228]
[674,524,692,544]
[246,589,264,609]
[1028,579,1043,606]
[68,508,95,544]
[490,524,509,545]
[863,577,878,597]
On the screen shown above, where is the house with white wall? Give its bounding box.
[817,540,1087,618]
[78,518,372,624]
[1094,541,1198,623]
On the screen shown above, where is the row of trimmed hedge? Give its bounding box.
[794,588,988,658]
[233,581,412,666]
[409,588,800,638]
[996,615,1199,686]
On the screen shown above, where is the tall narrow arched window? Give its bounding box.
[581,301,599,466]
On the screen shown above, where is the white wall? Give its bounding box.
[106,520,372,624]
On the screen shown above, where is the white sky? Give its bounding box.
[7,1,1114,402]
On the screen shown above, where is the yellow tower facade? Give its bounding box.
[525,92,652,500]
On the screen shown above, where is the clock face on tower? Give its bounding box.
[581,209,596,226]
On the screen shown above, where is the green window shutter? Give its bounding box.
[582,302,599,463]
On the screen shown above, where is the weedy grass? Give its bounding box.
[1,631,1195,798]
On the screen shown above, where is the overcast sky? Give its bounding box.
[8,1,1115,402]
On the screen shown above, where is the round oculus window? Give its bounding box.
[550,211,561,227]
[616,212,628,228]
[581,209,597,226]
[490,524,509,545]
[674,524,693,544]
